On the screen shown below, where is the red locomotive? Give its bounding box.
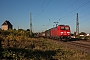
[45,25,71,41]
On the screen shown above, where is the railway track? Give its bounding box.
[67,41,90,48]
[63,41,90,54]
[66,41,90,54]
[49,38,90,54]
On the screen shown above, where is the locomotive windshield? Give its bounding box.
[65,27,69,30]
[60,27,64,30]
[60,26,70,30]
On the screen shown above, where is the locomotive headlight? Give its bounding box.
[67,32,70,33]
[61,32,63,33]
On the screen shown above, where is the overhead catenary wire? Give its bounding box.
[57,0,79,19]
[33,0,52,32]
[63,11,90,25]
[34,0,90,32]
[34,0,46,20]
[58,0,90,21]
[39,0,79,29]
[65,8,90,24]
[34,0,52,20]
[54,0,90,30]
[34,0,90,23]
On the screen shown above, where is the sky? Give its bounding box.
[0,0,90,33]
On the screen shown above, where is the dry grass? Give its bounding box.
[0,37,90,60]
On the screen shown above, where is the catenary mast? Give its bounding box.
[30,13,32,36]
[76,13,79,36]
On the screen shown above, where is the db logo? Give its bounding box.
[64,31,66,33]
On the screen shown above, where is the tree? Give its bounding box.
[14,28,16,30]
[74,32,76,36]
[26,29,30,31]
[18,29,23,31]
[0,28,1,30]
[1,30,10,36]
[79,32,86,35]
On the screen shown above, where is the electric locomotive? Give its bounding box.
[45,25,71,41]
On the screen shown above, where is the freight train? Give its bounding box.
[39,25,71,41]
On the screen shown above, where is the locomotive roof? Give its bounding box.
[58,25,69,26]
[46,25,70,31]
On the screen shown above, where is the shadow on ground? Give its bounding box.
[1,47,57,60]
[68,38,80,41]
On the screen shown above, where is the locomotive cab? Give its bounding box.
[57,25,71,41]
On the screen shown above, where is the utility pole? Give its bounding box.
[76,13,79,36]
[30,13,32,37]
[54,22,58,27]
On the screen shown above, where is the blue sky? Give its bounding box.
[0,0,90,33]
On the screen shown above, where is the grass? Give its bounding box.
[0,37,90,60]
